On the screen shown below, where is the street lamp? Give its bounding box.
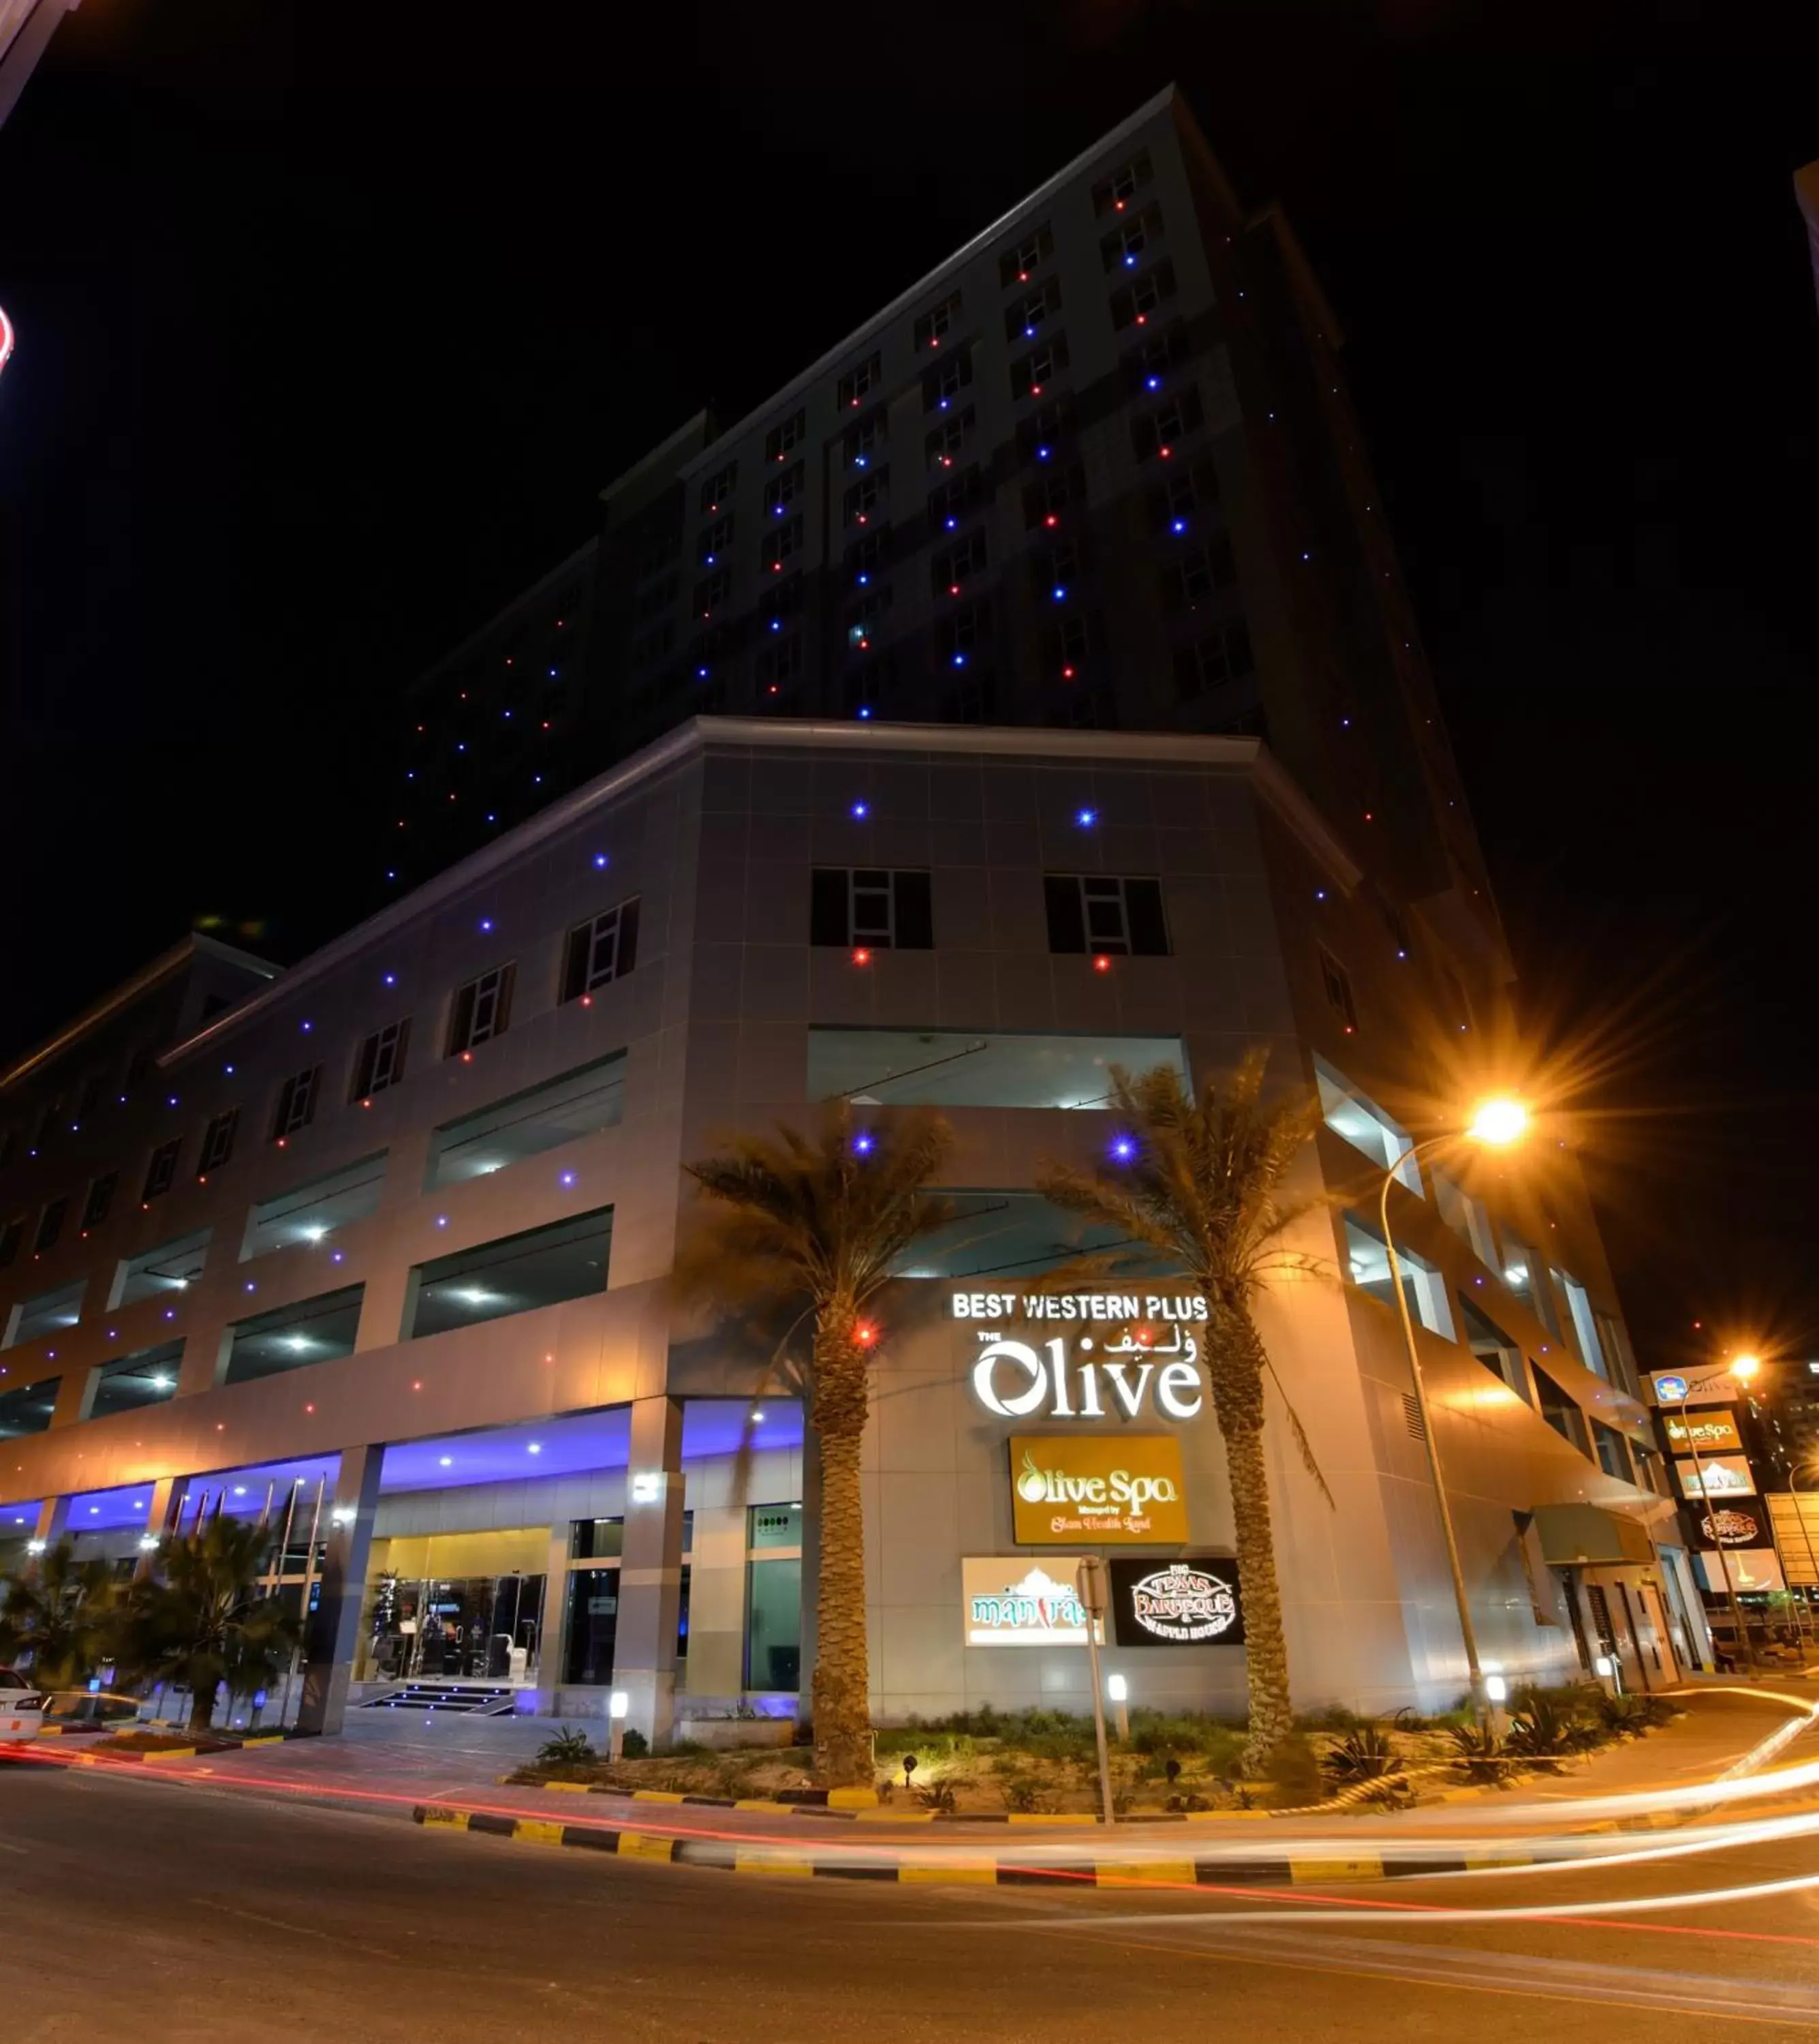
[1677,1355,1758,1677]
[1378,1096,1528,1720]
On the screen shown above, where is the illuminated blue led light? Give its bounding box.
[1145,375,1160,391]
[952,652,967,668]
[850,801,869,820]
[1036,444,1051,461]
[857,707,871,718]
[1124,253,1137,268]
[559,1170,578,1188]
[697,665,709,679]
[944,516,957,531]
[384,972,398,987]
[1075,807,1097,827]
[1170,518,1186,535]
[852,1131,875,1156]
[593,852,609,869]
[1110,1134,1137,1164]
[1052,586,1067,602]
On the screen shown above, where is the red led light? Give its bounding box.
[461,1051,473,1063]
[580,995,593,1008]
[1157,445,1171,459]
[1044,514,1058,527]
[854,1322,878,1348]
[852,948,872,966]
[1062,665,1076,679]
[1093,955,1111,973]
[948,584,959,595]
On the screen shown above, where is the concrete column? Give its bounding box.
[614,1397,684,1745]
[683,1502,749,1699]
[132,1476,184,1581]
[542,1523,572,1704]
[296,1444,384,1737]
[797,1413,822,1728]
[29,1496,69,1568]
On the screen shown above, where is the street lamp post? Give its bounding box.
[1790,1461,1819,1639]
[1377,1097,1529,1722]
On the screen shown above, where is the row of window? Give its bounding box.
[806,866,1169,959]
[0,899,640,1271]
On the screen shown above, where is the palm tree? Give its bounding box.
[118,1516,300,1734]
[1036,1053,1329,1772]
[678,1102,955,1785]
[0,1538,119,1690]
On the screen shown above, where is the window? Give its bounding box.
[272,1065,322,1141]
[696,514,734,567]
[1318,947,1358,1034]
[746,1502,803,1690]
[1172,621,1254,700]
[700,461,737,512]
[931,529,988,594]
[1,1277,84,1348]
[846,528,890,583]
[0,1376,58,1438]
[1101,204,1163,270]
[914,292,961,351]
[809,869,933,950]
[1533,1365,1591,1455]
[424,1054,627,1190]
[998,222,1053,285]
[761,515,803,572]
[0,1218,22,1269]
[561,899,640,1002]
[899,1192,1156,1280]
[1498,1230,1560,1335]
[925,408,974,469]
[1164,536,1235,605]
[837,352,882,409]
[1592,1421,1632,1483]
[923,348,973,412]
[1344,1215,1453,1339]
[1151,458,1219,531]
[448,964,516,1057]
[1133,385,1202,462]
[1316,1057,1418,1189]
[196,1109,239,1179]
[33,1198,67,1255]
[1019,396,1075,464]
[760,576,803,628]
[764,409,806,463]
[1433,1168,1497,1266]
[1091,149,1153,216]
[756,636,804,695]
[1022,462,1087,530]
[845,410,886,469]
[1559,1272,1610,1380]
[405,1208,612,1342]
[843,471,885,528]
[88,1340,183,1420]
[694,568,730,619]
[1044,875,1169,957]
[845,656,891,717]
[1125,321,1193,393]
[1110,261,1177,331]
[937,602,991,668]
[242,1156,385,1261]
[352,1019,411,1102]
[845,586,892,654]
[927,464,982,532]
[809,1027,1187,1109]
[1004,279,1061,340]
[142,1139,182,1202]
[223,1285,365,1386]
[110,1227,210,1307]
[631,573,677,624]
[1596,1311,1641,1399]
[1036,537,1085,597]
[764,461,803,517]
[1457,1295,1529,1402]
[1010,336,1068,401]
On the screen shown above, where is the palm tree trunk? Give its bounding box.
[809,1313,873,1786]
[187,1682,217,1736]
[1209,1309,1295,1772]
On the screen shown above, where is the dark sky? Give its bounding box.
[1,0,1815,1365]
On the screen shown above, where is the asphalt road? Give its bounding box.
[7,1762,1819,2041]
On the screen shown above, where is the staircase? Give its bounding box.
[360,1682,519,1716]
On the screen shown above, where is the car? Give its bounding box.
[0,1668,48,1745]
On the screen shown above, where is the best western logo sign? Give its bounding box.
[955,1290,1209,1423]
[1008,1435,1189,1545]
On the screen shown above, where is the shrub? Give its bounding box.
[1446,1721,1508,1784]
[1504,1694,1576,1764]
[1322,1724,1403,1786]
[621,1727,649,1759]
[1261,1733,1323,1806]
[535,1727,597,1767]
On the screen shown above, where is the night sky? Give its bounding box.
[1,1,1814,1365]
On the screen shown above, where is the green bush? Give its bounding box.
[1446,1720,1508,1784]
[535,1727,596,1767]
[621,1727,649,1759]
[1322,1724,1403,1785]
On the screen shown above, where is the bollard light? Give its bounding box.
[1482,1673,1508,1703]
[1106,1673,1128,1703]
[629,1472,663,1504]
[609,1690,629,1720]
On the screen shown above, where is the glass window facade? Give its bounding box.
[89,1340,184,1419]
[809,1028,1187,1110]
[223,1285,365,1386]
[424,1057,625,1191]
[241,1156,386,1261]
[405,1209,613,1342]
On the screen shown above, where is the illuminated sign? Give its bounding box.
[962,1558,1089,1645]
[1694,1502,1765,1549]
[1108,1558,1244,1646]
[958,1293,1209,1423]
[1008,1435,1189,1544]
[1674,1455,1756,1501]
[1696,1548,1785,1595]
[1649,1367,1744,1408]
[1662,1410,1742,1453]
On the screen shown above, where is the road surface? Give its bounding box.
[9,1759,1819,2038]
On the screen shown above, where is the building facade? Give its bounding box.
[390,86,1493,975]
[0,717,1692,1735]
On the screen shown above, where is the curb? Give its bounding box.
[416,1803,1533,1884]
